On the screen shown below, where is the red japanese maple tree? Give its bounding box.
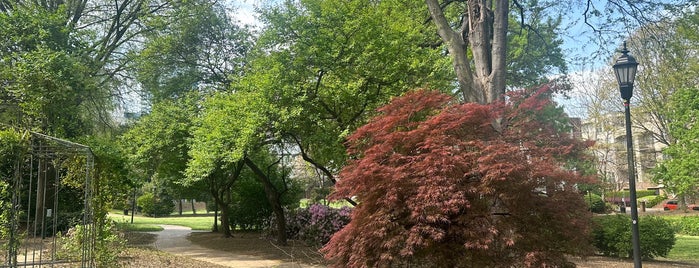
[322,88,596,267]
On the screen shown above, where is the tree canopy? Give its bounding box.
[323,88,595,267]
[650,11,699,203]
[655,86,699,204]
[246,0,454,202]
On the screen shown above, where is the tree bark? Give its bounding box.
[34,159,47,237]
[212,202,218,232]
[426,0,482,103]
[208,178,219,232]
[425,0,508,103]
[244,157,288,246]
[207,161,244,237]
[490,0,508,103]
[218,188,233,237]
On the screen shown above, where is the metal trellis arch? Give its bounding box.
[1,126,96,267]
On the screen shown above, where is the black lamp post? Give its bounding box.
[613,41,642,268]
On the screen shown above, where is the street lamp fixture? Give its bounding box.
[614,42,639,101]
[612,41,642,268]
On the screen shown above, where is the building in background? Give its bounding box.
[579,112,665,193]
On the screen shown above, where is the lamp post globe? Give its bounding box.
[613,42,639,101]
[613,41,642,268]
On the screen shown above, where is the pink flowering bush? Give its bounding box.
[286,204,352,246]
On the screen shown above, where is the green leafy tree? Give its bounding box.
[628,9,699,148]
[506,8,567,89]
[186,91,296,244]
[576,10,699,197]
[0,6,97,137]
[80,135,133,213]
[122,95,198,183]
[121,94,205,220]
[655,86,699,205]
[127,0,254,229]
[135,0,253,102]
[137,191,175,217]
[251,0,452,203]
[0,0,183,135]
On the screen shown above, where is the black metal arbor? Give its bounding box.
[1,126,97,267]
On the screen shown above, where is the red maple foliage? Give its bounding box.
[322,88,596,267]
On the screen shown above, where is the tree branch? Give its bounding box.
[290,134,357,206]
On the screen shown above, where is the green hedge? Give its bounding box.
[584,193,606,213]
[592,215,675,260]
[608,190,657,199]
[666,216,699,236]
[639,194,666,208]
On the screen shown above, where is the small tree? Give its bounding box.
[137,192,174,217]
[323,88,595,267]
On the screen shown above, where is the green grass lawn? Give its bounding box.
[668,235,699,263]
[109,211,215,231]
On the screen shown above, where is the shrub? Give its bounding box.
[227,177,275,231]
[284,204,351,247]
[666,216,699,236]
[57,221,125,267]
[228,175,304,231]
[583,193,606,213]
[137,192,174,217]
[592,214,675,259]
[641,194,667,208]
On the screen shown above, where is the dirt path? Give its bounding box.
[148,225,697,268]
[151,225,320,268]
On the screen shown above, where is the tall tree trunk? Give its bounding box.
[178,199,183,215]
[206,161,244,236]
[209,178,222,233]
[34,159,46,237]
[244,157,287,246]
[490,0,508,102]
[191,199,196,214]
[213,202,218,232]
[218,188,233,237]
[426,0,508,103]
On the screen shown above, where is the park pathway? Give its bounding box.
[150,225,695,268]
[151,225,318,268]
